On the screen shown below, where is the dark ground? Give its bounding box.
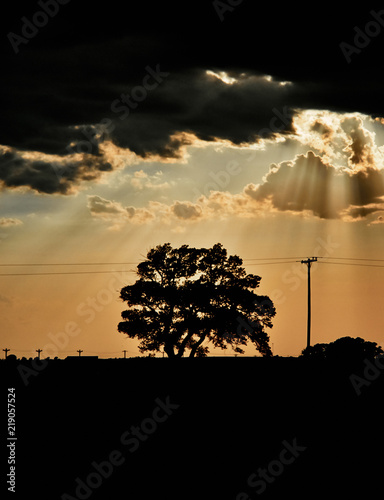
[2,356,383,499]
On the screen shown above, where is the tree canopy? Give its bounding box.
[300,336,383,362]
[118,243,275,357]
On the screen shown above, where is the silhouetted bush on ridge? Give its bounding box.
[300,336,383,364]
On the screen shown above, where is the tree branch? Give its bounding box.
[189,332,207,357]
[177,329,194,357]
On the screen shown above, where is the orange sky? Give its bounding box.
[2,108,384,358]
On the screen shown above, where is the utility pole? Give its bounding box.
[122,350,127,359]
[300,257,318,349]
[36,349,43,359]
[77,349,83,357]
[3,348,10,359]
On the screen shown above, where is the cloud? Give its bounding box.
[171,201,202,220]
[0,217,23,227]
[196,190,261,219]
[87,195,125,215]
[0,148,113,195]
[129,170,171,190]
[311,120,333,141]
[369,215,384,226]
[2,60,298,164]
[3,41,384,185]
[347,168,384,207]
[244,151,384,220]
[0,66,300,194]
[4,2,384,177]
[87,195,154,226]
[244,152,342,219]
[87,196,204,227]
[344,205,384,220]
[341,116,375,169]
[84,108,384,226]
[85,146,384,227]
[106,69,297,160]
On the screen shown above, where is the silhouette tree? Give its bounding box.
[300,342,328,360]
[301,336,383,362]
[118,243,275,357]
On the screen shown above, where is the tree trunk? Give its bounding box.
[189,335,206,357]
[163,304,176,358]
[164,343,175,357]
[177,330,194,357]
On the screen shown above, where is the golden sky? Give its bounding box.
[2,101,384,358]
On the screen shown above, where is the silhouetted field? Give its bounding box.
[2,357,383,499]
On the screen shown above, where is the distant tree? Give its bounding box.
[301,336,383,362]
[300,343,328,360]
[118,243,276,357]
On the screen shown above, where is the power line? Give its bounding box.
[0,258,300,265]
[0,270,136,276]
[1,256,384,266]
[2,349,140,358]
[245,256,384,264]
[5,349,137,354]
[243,257,309,261]
[3,262,384,275]
[245,261,298,266]
[320,256,384,262]
[318,261,384,269]
[246,257,384,268]
[0,262,139,267]
[2,256,384,276]
[0,258,312,275]
[0,259,300,267]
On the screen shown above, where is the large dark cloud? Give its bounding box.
[0,149,112,194]
[2,56,298,161]
[2,58,377,164]
[108,70,297,158]
[2,0,384,190]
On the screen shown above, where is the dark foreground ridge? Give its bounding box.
[2,356,383,499]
